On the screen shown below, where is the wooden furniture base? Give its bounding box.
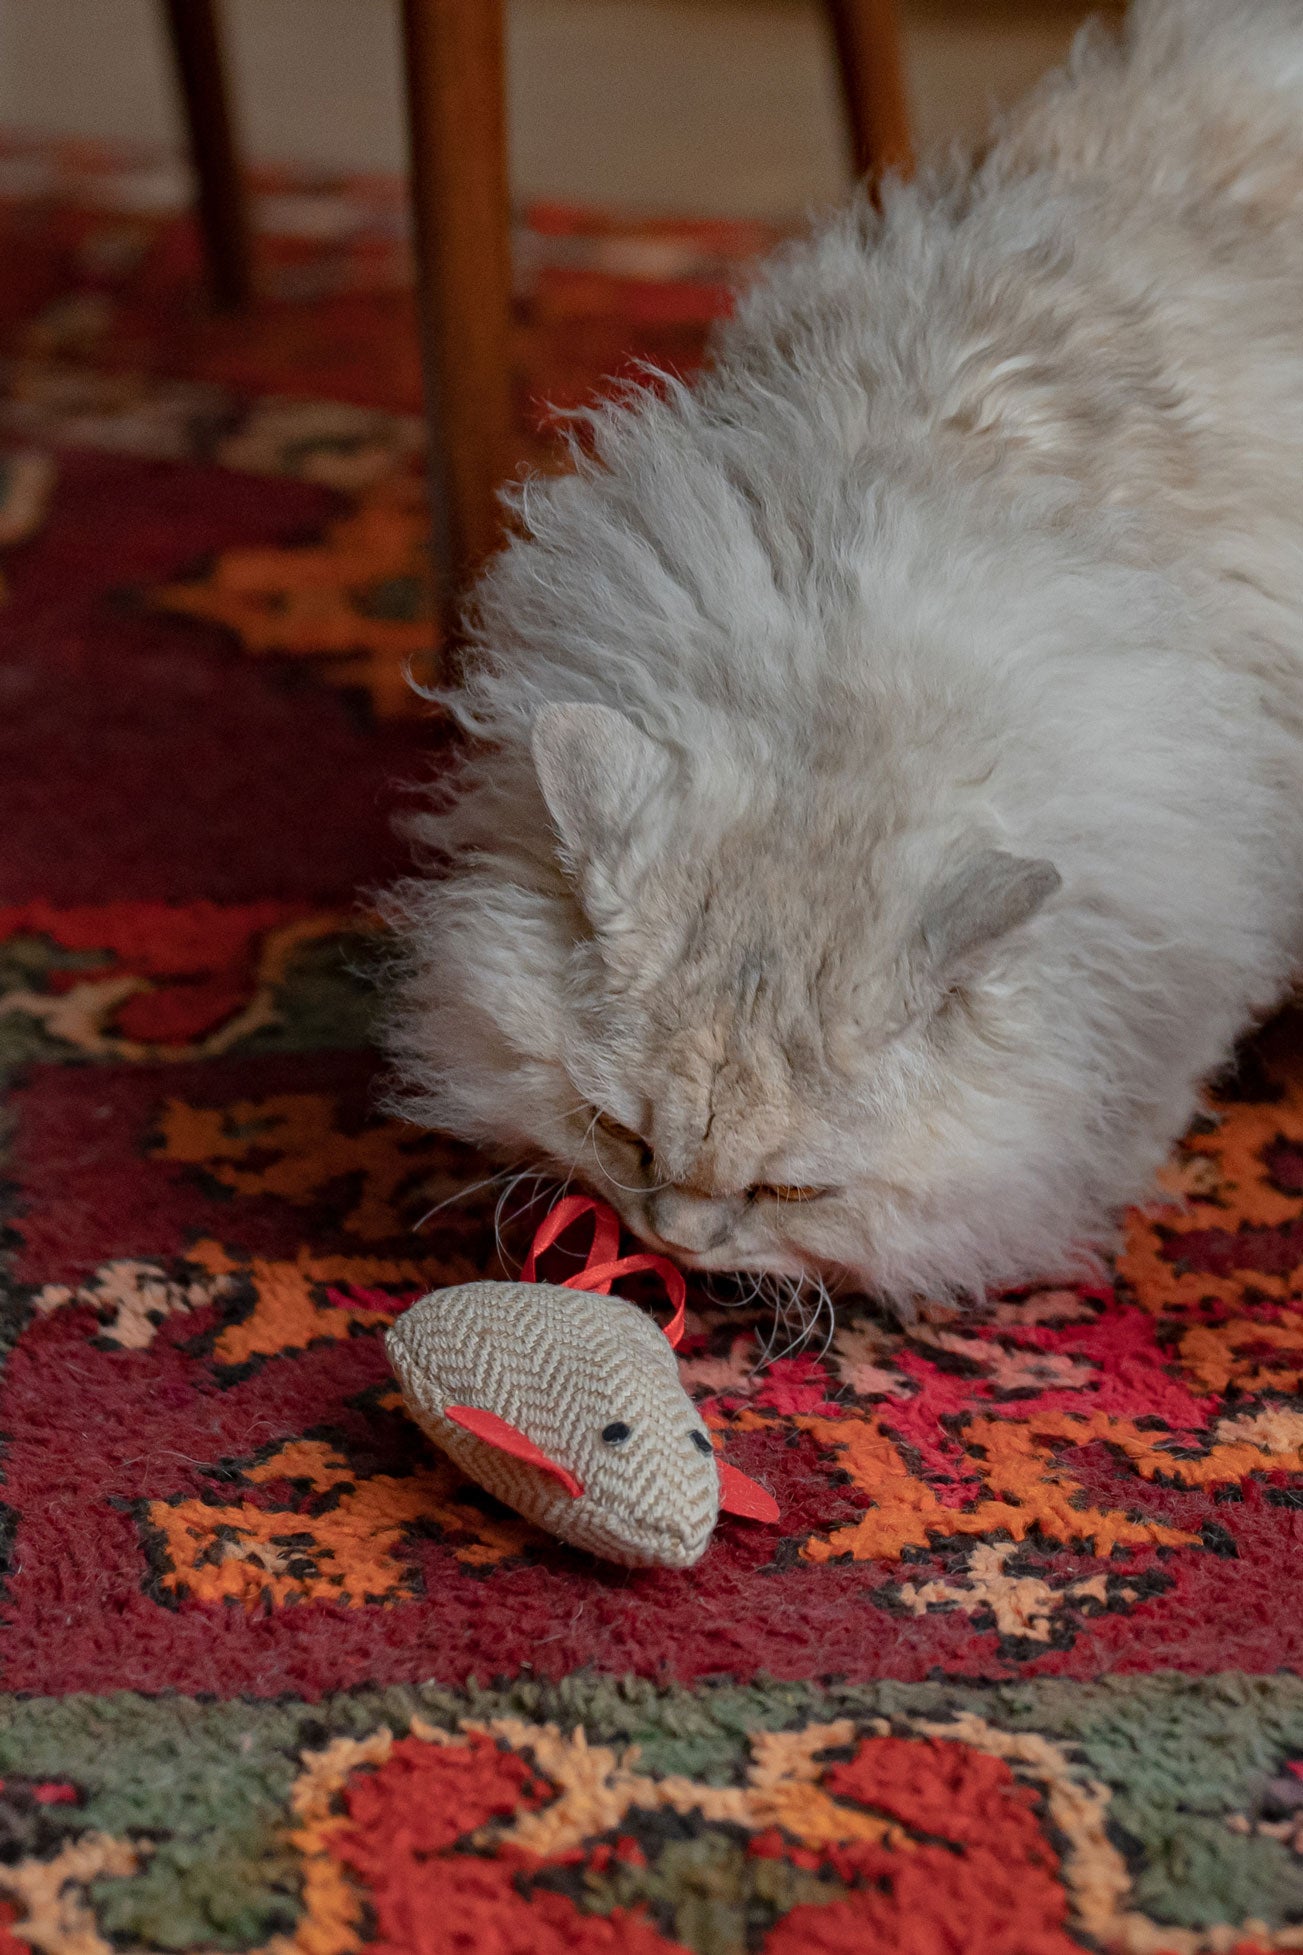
[160,0,911,610]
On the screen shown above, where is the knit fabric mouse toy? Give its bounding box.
[386,1195,779,1568]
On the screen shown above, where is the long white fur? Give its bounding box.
[382,0,1303,1305]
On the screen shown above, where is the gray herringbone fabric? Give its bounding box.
[387,1281,721,1567]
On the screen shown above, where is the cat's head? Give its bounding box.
[515,699,1069,1301]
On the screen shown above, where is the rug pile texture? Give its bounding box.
[2,138,1303,1953]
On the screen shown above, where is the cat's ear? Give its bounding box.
[531,704,672,909]
[919,848,1060,971]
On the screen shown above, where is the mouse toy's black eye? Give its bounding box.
[601,1421,632,1444]
[689,1431,714,1455]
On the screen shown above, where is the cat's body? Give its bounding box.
[384,0,1303,1303]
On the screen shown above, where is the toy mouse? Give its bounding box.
[386,1195,779,1568]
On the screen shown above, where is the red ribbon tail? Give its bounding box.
[522,1198,687,1347]
[565,1253,687,1348]
[522,1194,621,1285]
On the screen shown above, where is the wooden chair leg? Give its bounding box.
[401,0,512,613]
[161,0,253,310]
[824,0,914,182]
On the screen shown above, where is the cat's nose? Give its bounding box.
[647,1189,733,1255]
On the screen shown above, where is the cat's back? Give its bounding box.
[460,0,1303,770]
[715,0,1303,555]
[999,0,1303,215]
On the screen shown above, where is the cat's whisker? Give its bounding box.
[556,1156,582,1204]
[493,1169,555,1271]
[755,1273,800,1368]
[565,1113,623,1200]
[706,1269,762,1314]
[570,1108,602,1167]
[754,1271,835,1369]
[700,1270,764,1339]
[504,1171,555,1231]
[781,1277,817,1364]
[413,1167,515,1231]
[731,1270,767,1315]
[491,1171,530,1267]
[550,1113,603,1205]
[752,1285,777,1366]
[590,1155,645,1196]
[566,1107,681,1200]
[812,1274,838,1364]
[586,1136,674,1199]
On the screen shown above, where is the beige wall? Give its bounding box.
[0,0,1101,219]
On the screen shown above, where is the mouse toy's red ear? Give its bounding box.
[717,1459,780,1524]
[444,1404,584,1499]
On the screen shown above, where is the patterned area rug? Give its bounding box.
[3,138,1303,1953]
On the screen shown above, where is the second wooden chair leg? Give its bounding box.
[161,0,253,311]
[398,0,903,625]
[401,0,513,615]
[824,0,914,183]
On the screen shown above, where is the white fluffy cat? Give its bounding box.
[383,0,1303,1305]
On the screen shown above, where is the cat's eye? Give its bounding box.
[595,1110,646,1151]
[753,1184,827,1204]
